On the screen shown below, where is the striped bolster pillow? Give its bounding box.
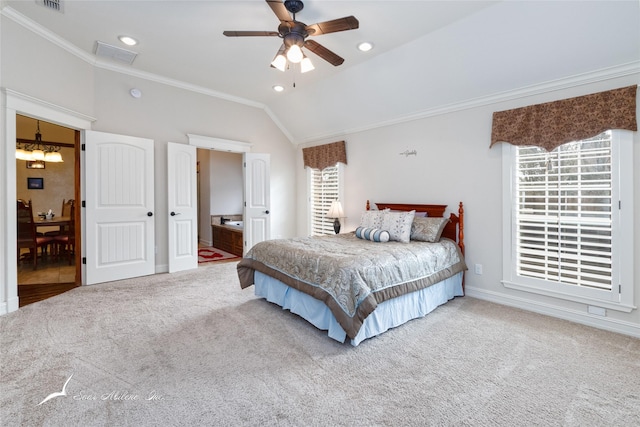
[355,226,390,242]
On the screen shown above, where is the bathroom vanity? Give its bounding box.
[211,215,243,257]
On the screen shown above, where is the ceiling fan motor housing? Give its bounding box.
[284,0,304,15]
[280,21,308,47]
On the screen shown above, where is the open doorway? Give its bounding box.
[15,115,81,306]
[197,148,243,264]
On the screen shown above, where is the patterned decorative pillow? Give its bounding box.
[359,209,388,229]
[381,210,415,243]
[411,217,450,242]
[355,226,390,243]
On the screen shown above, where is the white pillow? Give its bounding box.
[381,210,415,243]
[359,209,388,229]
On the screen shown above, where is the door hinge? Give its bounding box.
[81,143,86,151]
[82,257,87,265]
[619,284,622,293]
[82,200,86,208]
[619,200,621,209]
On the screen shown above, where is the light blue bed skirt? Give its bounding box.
[254,271,464,346]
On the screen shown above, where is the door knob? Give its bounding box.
[170,212,181,216]
[147,212,153,217]
[264,210,270,214]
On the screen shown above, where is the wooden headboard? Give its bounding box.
[366,200,465,256]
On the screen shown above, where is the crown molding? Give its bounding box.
[4,6,636,147]
[2,7,283,121]
[295,61,640,145]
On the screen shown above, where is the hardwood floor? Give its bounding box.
[17,252,78,307]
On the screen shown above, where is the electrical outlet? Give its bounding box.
[588,306,606,316]
[474,264,483,275]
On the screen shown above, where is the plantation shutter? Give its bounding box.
[515,132,613,290]
[310,165,339,236]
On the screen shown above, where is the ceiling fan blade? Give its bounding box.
[223,31,280,37]
[304,40,344,66]
[306,16,359,36]
[266,0,292,22]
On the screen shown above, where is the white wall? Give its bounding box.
[1,15,296,312]
[210,151,243,217]
[297,74,640,338]
[89,68,296,271]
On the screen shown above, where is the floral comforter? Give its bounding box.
[237,232,467,339]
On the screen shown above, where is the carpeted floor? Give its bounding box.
[1,261,639,426]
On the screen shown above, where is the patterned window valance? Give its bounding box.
[490,85,637,151]
[302,140,347,170]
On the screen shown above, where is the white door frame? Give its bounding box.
[1,89,95,314]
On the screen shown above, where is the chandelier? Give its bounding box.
[15,120,64,163]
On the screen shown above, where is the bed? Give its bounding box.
[237,201,466,346]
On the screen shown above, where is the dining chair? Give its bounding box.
[53,204,75,265]
[17,199,54,270]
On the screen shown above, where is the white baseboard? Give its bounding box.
[0,296,20,315]
[199,239,212,247]
[465,286,640,339]
[155,264,169,274]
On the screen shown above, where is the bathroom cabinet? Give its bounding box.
[212,225,243,257]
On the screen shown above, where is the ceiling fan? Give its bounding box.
[223,0,359,72]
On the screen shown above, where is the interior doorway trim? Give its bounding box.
[1,88,95,315]
[187,133,252,153]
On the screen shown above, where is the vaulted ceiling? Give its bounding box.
[4,1,639,144]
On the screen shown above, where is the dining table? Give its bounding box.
[34,216,71,232]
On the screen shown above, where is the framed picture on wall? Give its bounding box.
[26,160,45,169]
[27,177,44,190]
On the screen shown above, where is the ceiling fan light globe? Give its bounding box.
[286,44,303,63]
[271,54,287,72]
[300,56,314,73]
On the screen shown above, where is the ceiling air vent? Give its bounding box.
[36,0,64,13]
[95,41,137,65]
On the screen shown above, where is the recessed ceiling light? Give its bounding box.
[273,85,285,92]
[118,35,138,46]
[357,42,373,52]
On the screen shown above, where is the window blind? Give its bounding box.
[310,165,339,236]
[515,132,613,290]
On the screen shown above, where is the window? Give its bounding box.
[502,130,634,311]
[309,164,342,236]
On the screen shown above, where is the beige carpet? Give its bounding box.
[1,261,639,426]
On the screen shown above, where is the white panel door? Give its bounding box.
[167,142,197,273]
[243,153,270,254]
[84,130,155,285]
